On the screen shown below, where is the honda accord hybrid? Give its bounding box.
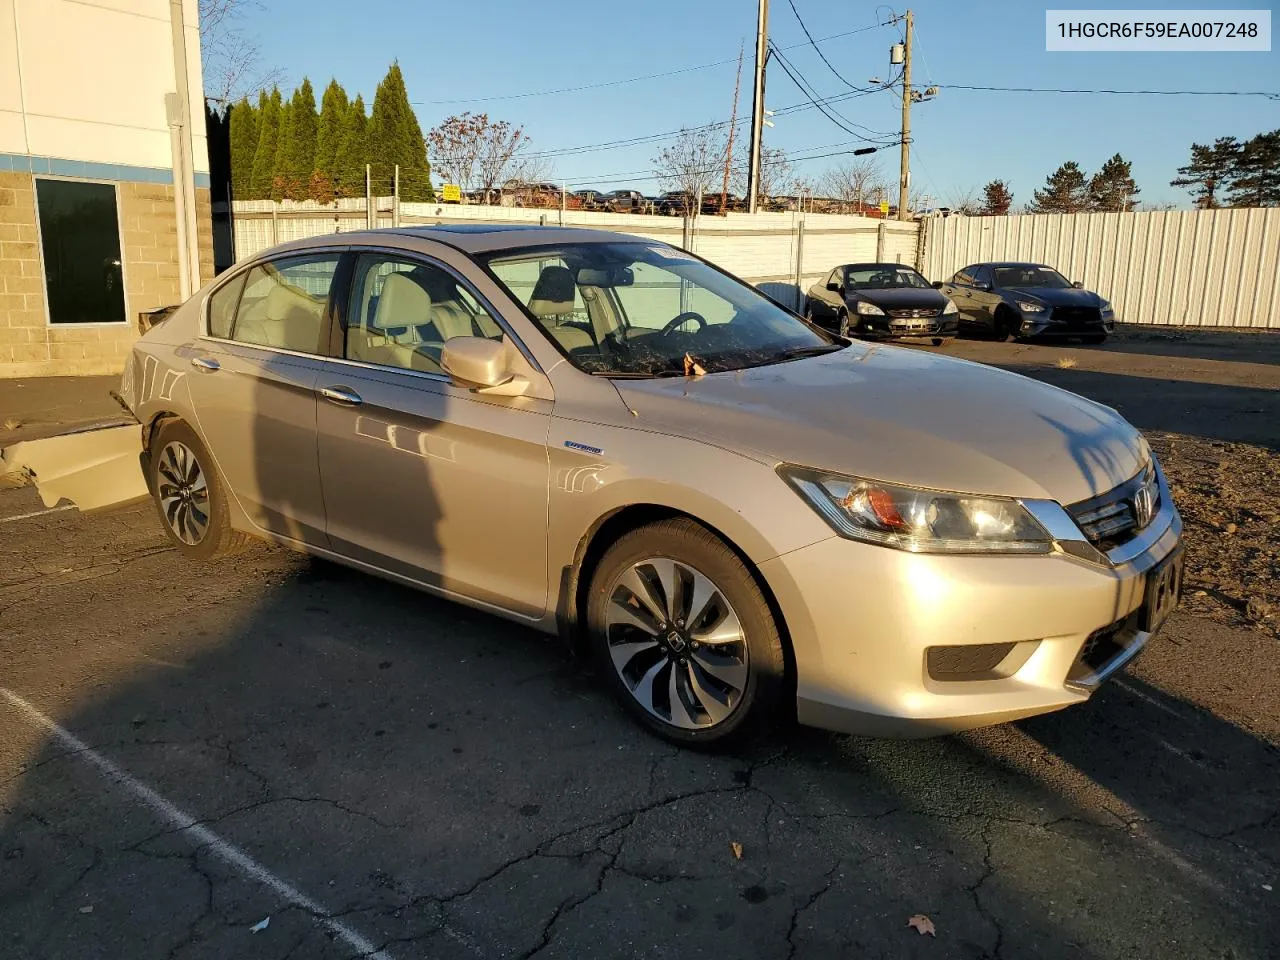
[116,225,1183,745]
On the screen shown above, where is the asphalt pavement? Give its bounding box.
[1,329,1277,959]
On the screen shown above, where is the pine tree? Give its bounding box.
[250,87,282,200]
[1225,129,1280,207]
[285,78,319,200]
[1170,136,1242,209]
[315,79,350,183]
[333,94,369,198]
[228,96,258,200]
[1029,161,1090,214]
[1088,154,1139,211]
[368,62,434,201]
[272,98,294,200]
[980,179,1013,216]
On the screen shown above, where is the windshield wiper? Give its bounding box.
[592,368,690,379]
[770,344,847,362]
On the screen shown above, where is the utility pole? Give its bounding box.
[747,0,768,214]
[897,9,913,221]
[721,42,744,216]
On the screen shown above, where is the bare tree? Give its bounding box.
[199,0,282,109]
[653,127,728,213]
[819,158,887,211]
[427,113,531,199]
[947,184,981,215]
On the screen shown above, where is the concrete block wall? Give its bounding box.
[0,173,212,377]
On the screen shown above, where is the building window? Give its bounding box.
[35,179,126,325]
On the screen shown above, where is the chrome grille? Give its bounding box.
[1067,464,1160,549]
[887,307,939,319]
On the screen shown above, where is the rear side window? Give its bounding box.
[206,274,245,339]
[953,266,977,285]
[230,255,341,354]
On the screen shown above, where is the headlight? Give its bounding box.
[1100,299,1114,313]
[855,301,885,316]
[778,466,1054,554]
[1015,300,1046,313]
[942,300,958,315]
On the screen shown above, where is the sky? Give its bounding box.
[230,0,1279,208]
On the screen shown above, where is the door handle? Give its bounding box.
[190,356,220,372]
[320,385,362,406]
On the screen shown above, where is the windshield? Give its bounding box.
[993,265,1072,289]
[846,266,931,290]
[485,241,839,377]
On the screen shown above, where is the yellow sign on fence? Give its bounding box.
[879,200,890,214]
[442,183,461,202]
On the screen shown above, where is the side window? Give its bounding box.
[345,254,502,374]
[206,273,245,338]
[614,261,736,331]
[953,265,979,286]
[826,267,843,288]
[231,255,340,353]
[970,266,991,286]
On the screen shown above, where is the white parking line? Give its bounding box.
[0,687,394,960]
[0,504,76,524]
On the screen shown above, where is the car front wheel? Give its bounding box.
[586,519,787,745]
[149,419,247,559]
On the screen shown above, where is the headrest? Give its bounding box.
[264,282,310,319]
[375,273,431,331]
[528,265,576,318]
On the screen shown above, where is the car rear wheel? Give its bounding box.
[586,519,787,746]
[149,420,248,559]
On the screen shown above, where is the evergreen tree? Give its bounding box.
[315,79,350,183]
[272,98,294,200]
[1088,153,1139,211]
[333,94,369,197]
[1170,137,1241,209]
[228,96,258,200]
[368,62,434,201]
[1029,161,1090,214]
[980,179,1013,216]
[285,78,319,199]
[1225,129,1280,207]
[249,87,282,200]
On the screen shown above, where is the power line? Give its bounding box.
[937,83,1277,97]
[767,42,898,143]
[413,22,893,106]
[783,0,886,93]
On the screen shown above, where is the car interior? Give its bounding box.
[234,272,328,351]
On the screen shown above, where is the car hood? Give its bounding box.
[847,287,951,310]
[1002,286,1102,308]
[615,345,1147,505]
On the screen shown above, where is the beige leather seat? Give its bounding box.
[235,282,325,351]
[527,265,594,352]
[347,273,439,372]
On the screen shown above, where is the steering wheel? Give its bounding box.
[660,311,708,336]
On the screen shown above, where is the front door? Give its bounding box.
[185,253,341,546]
[315,251,551,617]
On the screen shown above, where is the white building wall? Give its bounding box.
[0,0,206,175]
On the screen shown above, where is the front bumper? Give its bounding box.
[857,313,959,341]
[760,489,1182,737]
[1021,312,1116,337]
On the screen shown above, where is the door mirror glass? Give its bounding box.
[441,336,513,388]
[974,281,991,292]
[1073,280,1084,288]
[825,280,842,292]
[930,280,943,289]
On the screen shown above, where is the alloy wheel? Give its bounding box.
[156,441,210,546]
[603,557,749,730]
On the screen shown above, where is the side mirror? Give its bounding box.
[825,281,842,293]
[441,337,527,396]
[930,280,943,289]
[974,281,991,292]
[1073,280,1084,288]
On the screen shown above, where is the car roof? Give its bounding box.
[978,261,1051,269]
[842,262,920,270]
[261,224,654,257]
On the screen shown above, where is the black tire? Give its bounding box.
[993,307,1018,342]
[586,518,788,747]
[1080,333,1107,345]
[148,419,249,559]
[931,338,946,347]
[836,308,851,337]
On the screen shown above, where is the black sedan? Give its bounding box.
[936,262,1116,343]
[805,263,958,346]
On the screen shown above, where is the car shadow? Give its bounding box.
[1078,329,1280,367]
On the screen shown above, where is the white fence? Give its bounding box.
[921,208,1280,329]
[228,199,920,311]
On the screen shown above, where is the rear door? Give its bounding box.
[186,252,342,546]
[967,265,999,330]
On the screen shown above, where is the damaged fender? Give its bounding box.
[0,423,149,511]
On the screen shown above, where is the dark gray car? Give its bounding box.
[937,262,1116,343]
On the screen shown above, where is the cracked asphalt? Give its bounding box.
[2,329,1278,959]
